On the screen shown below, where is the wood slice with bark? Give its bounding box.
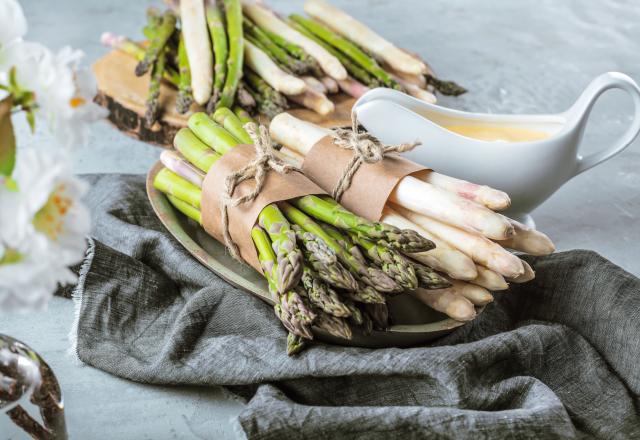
[93,50,356,147]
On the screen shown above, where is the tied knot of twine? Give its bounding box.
[221,122,300,261]
[330,113,421,201]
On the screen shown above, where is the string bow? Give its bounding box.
[221,122,300,261]
[330,112,421,202]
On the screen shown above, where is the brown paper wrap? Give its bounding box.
[302,135,428,221]
[200,144,326,272]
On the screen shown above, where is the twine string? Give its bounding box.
[330,112,421,201]
[220,122,300,261]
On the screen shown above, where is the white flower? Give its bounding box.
[0,41,107,148]
[0,0,27,46]
[0,149,90,312]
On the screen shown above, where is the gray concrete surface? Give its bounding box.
[2,0,640,438]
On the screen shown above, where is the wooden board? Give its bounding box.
[93,50,356,147]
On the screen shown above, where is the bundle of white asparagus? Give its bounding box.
[101,0,466,125]
[269,113,556,320]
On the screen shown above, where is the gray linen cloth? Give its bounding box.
[68,174,640,439]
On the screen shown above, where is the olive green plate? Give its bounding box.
[147,161,480,348]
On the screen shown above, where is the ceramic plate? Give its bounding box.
[146,161,480,347]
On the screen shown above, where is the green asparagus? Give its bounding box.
[351,234,418,291]
[144,48,167,126]
[135,10,177,76]
[244,70,289,109]
[300,266,351,318]
[258,204,304,294]
[363,303,389,330]
[314,312,352,340]
[205,1,228,107]
[259,26,323,77]
[212,107,253,144]
[244,17,306,75]
[173,127,221,173]
[411,262,452,290]
[188,112,240,155]
[343,282,386,304]
[280,202,400,293]
[425,74,467,96]
[287,18,377,87]
[289,15,400,90]
[233,106,254,125]
[166,194,202,224]
[153,167,202,209]
[216,0,243,110]
[298,196,435,253]
[287,332,307,355]
[176,33,193,114]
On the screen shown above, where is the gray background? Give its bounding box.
[2,0,639,438]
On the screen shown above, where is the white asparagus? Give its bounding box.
[385,65,427,88]
[287,89,335,116]
[337,77,370,99]
[506,260,536,283]
[416,170,511,211]
[320,76,339,94]
[270,113,515,240]
[280,147,305,165]
[304,0,427,75]
[381,207,478,280]
[180,0,213,105]
[470,265,509,291]
[242,1,347,80]
[394,204,525,279]
[449,279,494,306]
[496,218,555,256]
[302,76,327,94]
[160,150,205,187]
[391,74,437,104]
[412,288,476,322]
[389,177,514,240]
[244,41,307,95]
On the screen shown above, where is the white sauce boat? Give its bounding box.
[353,72,640,226]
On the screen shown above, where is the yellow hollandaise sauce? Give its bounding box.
[444,125,550,142]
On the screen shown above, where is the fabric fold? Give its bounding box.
[65,174,640,439]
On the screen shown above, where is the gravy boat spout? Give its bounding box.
[353,72,640,225]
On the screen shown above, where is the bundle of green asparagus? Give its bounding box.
[153,107,461,355]
[100,0,465,124]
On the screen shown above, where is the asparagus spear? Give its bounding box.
[295,195,434,253]
[212,107,253,144]
[173,127,221,173]
[258,204,304,294]
[412,262,452,290]
[343,282,386,304]
[294,226,359,291]
[244,17,306,75]
[313,311,352,340]
[135,10,177,76]
[287,332,307,356]
[205,0,228,106]
[252,226,314,339]
[342,300,364,325]
[188,112,240,155]
[153,167,202,209]
[260,26,323,77]
[287,18,378,88]
[289,15,400,90]
[300,266,351,318]
[145,49,167,126]
[424,74,467,96]
[216,0,243,110]
[101,32,180,86]
[351,234,418,291]
[280,202,400,293]
[236,82,256,111]
[176,33,193,114]
[244,70,289,109]
[244,83,285,119]
[166,194,202,224]
[160,150,205,187]
[363,303,389,330]
[233,106,254,125]
[181,0,213,105]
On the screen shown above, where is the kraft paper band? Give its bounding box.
[302,135,428,221]
[201,144,326,272]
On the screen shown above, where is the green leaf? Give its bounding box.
[26,108,35,133]
[0,97,16,177]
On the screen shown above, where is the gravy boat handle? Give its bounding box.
[568,72,640,175]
